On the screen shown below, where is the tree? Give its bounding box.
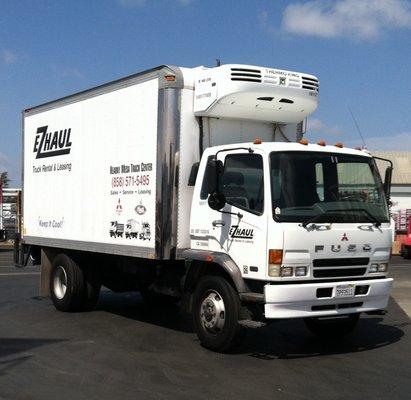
[0,171,10,188]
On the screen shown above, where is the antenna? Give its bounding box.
[215,59,221,67]
[348,107,367,148]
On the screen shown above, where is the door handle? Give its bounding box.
[212,220,225,227]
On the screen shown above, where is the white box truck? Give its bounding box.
[19,64,394,352]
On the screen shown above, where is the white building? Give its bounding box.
[373,151,411,212]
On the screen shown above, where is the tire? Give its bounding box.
[50,254,85,312]
[192,275,245,353]
[304,313,360,338]
[403,246,411,259]
[82,264,102,311]
[50,254,101,312]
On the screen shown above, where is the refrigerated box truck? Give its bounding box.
[19,64,394,352]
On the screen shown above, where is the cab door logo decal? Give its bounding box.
[229,225,254,239]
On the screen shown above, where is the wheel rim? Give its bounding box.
[53,266,68,299]
[199,290,226,333]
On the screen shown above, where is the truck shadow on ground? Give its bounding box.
[241,316,407,360]
[95,290,194,333]
[0,338,65,376]
[95,291,407,359]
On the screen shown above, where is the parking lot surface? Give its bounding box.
[0,256,410,400]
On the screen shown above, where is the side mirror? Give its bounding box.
[384,166,393,203]
[206,158,226,210]
[206,158,223,194]
[208,192,226,211]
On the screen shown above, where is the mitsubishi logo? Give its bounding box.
[341,233,349,241]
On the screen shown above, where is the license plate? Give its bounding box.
[336,284,355,298]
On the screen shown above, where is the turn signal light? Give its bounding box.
[269,249,283,265]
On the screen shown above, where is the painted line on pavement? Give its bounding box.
[0,272,40,276]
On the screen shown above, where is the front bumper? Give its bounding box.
[264,278,393,319]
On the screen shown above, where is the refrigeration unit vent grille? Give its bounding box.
[302,76,319,92]
[231,68,262,83]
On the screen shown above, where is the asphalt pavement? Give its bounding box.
[0,255,410,400]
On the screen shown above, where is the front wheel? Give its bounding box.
[304,313,360,338]
[192,275,244,353]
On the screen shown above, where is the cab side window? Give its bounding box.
[222,154,264,214]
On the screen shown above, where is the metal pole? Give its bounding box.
[0,180,3,231]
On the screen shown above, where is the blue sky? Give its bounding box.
[1,0,410,185]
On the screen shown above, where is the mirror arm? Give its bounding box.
[221,210,243,219]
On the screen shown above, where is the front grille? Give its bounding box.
[231,68,261,83]
[314,268,367,278]
[314,258,369,267]
[312,257,368,279]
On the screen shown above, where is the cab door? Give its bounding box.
[191,149,268,281]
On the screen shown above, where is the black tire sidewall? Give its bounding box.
[193,276,242,352]
[50,254,85,312]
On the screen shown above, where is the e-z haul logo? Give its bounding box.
[33,125,72,159]
[229,225,254,239]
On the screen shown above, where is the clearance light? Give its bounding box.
[164,75,176,82]
[268,249,283,277]
[268,264,280,277]
[253,138,262,145]
[299,138,309,145]
[317,140,326,146]
[335,142,344,148]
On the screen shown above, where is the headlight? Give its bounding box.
[280,266,293,277]
[370,263,378,273]
[295,266,308,276]
[378,263,388,272]
[370,263,388,273]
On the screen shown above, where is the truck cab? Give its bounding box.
[187,140,393,349]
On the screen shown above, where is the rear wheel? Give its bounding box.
[50,254,85,312]
[304,313,360,338]
[50,254,101,312]
[192,275,244,353]
[403,246,411,259]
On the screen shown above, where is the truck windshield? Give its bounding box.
[270,151,389,223]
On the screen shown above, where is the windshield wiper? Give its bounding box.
[301,208,382,228]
